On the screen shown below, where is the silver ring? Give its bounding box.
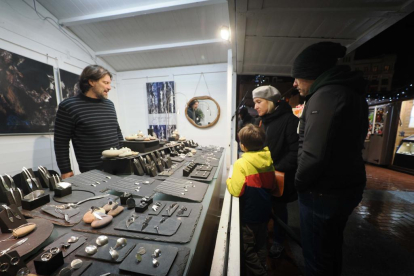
[5,253,19,265]
[50,247,60,255]
[41,252,52,262]
[0,262,10,272]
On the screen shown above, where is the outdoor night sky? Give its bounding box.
[355,11,414,89]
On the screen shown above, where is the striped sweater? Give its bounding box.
[226,147,276,223]
[54,93,123,173]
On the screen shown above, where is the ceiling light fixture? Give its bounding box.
[220,26,230,41]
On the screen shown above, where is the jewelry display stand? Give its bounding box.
[34,249,64,275]
[0,204,27,232]
[21,192,50,211]
[0,251,26,276]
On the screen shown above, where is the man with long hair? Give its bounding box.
[54,65,123,178]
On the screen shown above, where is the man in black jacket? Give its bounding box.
[292,42,368,276]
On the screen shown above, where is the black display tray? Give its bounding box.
[64,170,120,193]
[154,177,209,202]
[76,237,136,263]
[115,213,181,236]
[147,201,166,215]
[122,140,160,153]
[44,233,87,258]
[109,175,161,197]
[51,261,92,276]
[185,166,218,182]
[72,201,203,244]
[119,243,178,276]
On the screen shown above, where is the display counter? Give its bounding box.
[0,144,225,276]
[393,135,414,170]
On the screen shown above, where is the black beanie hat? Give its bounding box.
[291,42,347,80]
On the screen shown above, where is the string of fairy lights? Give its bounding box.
[366,83,414,105]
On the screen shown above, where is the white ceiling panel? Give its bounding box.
[230,0,414,75]
[36,0,414,74]
[37,0,180,18]
[102,43,229,71]
[68,3,229,51]
[36,0,230,71]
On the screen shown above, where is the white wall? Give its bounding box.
[0,0,118,175]
[117,63,228,145]
[117,63,231,188]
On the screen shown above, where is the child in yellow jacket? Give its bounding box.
[227,124,276,275]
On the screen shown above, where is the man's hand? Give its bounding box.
[61,172,74,179]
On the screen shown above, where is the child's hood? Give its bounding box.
[242,147,273,169]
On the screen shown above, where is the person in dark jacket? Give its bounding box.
[237,106,256,131]
[292,42,368,276]
[187,99,201,125]
[252,85,299,258]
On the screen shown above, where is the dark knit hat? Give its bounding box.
[291,42,347,80]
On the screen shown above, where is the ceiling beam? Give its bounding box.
[59,0,227,26]
[245,6,405,17]
[235,0,247,74]
[95,39,225,56]
[228,0,237,71]
[245,36,356,46]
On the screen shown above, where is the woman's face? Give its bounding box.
[253,98,268,116]
[193,102,199,109]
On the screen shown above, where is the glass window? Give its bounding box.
[373,66,378,72]
[384,65,390,71]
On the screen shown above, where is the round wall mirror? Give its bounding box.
[185,96,220,128]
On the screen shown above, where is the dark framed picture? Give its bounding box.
[59,69,80,100]
[0,48,57,134]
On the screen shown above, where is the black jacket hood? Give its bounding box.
[308,65,367,98]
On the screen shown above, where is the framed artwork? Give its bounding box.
[59,69,80,100]
[146,82,176,138]
[149,124,177,140]
[146,82,175,114]
[0,48,57,134]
